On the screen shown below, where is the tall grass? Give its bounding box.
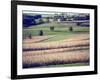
[22,32,90,68]
[23,50,89,68]
[23,46,89,56]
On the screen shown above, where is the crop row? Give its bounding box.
[23,50,89,68]
[23,39,89,51]
[23,46,89,56]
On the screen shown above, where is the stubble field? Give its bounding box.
[22,24,90,68]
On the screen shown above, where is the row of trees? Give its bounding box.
[27,26,73,39]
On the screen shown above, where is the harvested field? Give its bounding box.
[22,26,90,68]
[23,46,89,56]
[23,50,89,68]
[23,38,89,51]
[23,35,56,43]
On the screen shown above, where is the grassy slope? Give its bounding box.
[23,25,89,42]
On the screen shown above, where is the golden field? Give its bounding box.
[22,34,90,68]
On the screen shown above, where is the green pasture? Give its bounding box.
[23,24,89,42]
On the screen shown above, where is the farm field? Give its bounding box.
[22,23,90,68]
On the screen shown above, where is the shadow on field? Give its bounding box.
[23,60,89,68]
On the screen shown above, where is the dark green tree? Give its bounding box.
[39,30,43,36]
[69,26,73,32]
[50,26,54,31]
[28,33,32,39]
